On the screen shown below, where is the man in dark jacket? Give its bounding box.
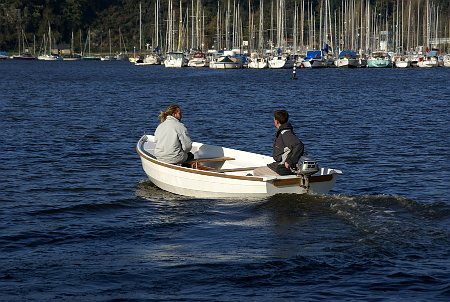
[267,110,304,175]
[254,110,304,176]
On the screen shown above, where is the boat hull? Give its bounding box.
[395,61,409,68]
[248,59,268,69]
[367,59,392,68]
[417,59,438,68]
[268,57,294,69]
[137,135,341,198]
[335,58,359,68]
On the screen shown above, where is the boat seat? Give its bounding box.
[185,156,235,169]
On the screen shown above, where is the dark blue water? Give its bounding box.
[1,60,449,301]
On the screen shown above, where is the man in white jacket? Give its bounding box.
[154,104,193,164]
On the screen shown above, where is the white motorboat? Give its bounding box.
[137,135,342,198]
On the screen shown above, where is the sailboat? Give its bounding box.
[248,52,268,69]
[302,50,328,68]
[335,50,359,68]
[62,31,82,61]
[37,23,63,60]
[210,50,243,69]
[417,50,438,68]
[82,28,100,60]
[268,52,295,69]
[12,29,36,60]
[187,51,208,67]
[164,0,188,68]
[115,28,129,61]
[101,29,116,61]
[443,55,450,68]
[267,0,294,69]
[248,0,267,69]
[367,51,392,68]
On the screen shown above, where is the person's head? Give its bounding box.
[159,104,182,123]
[273,110,289,128]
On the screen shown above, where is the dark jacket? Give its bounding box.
[268,122,304,175]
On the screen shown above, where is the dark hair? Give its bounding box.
[274,110,289,124]
[159,104,180,123]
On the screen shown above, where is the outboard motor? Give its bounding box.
[296,155,319,176]
[293,155,319,189]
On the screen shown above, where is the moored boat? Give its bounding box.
[268,54,295,69]
[164,51,187,68]
[394,55,410,68]
[37,54,63,61]
[443,55,450,67]
[135,53,162,65]
[335,50,359,68]
[137,135,342,198]
[62,53,82,61]
[11,52,36,60]
[210,50,243,69]
[303,50,328,68]
[187,51,209,67]
[367,51,392,68]
[417,51,439,68]
[247,55,268,69]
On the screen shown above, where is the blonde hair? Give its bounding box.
[159,104,180,123]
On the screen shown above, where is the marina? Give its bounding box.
[2,1,449,69]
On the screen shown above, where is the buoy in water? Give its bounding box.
[292,66,298,80]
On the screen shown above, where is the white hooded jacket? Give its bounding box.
[154,115,192,164]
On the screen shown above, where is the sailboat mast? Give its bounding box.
[48,22,51,55]
[156,0,160,48]
[139,1,142,52]
[259,0,264,52]
[71,31,74,55]
[178,0,182,51]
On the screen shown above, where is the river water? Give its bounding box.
[1,60,449,301]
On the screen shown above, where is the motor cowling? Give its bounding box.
[295,155,319,176]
